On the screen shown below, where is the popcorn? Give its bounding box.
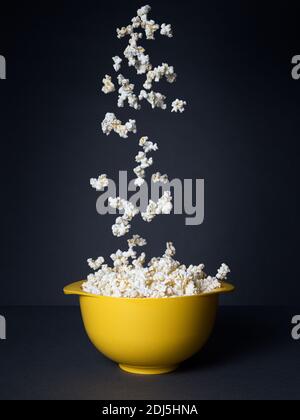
[134,177,145,187]
[82,242,228,298]
[90,174,109,191]
[139,136,158,153]
[144,63,177,90]
[108,197,122,209]
[164,242,176,257]
[135,151,153,169]
[141,200,157,223]
[131,16,142,29]
[117,4,171,50]
[125,119,137,134]
[216,263,231,280]
[133,137,158,187]
[142,191,173,222]
[82,6,232,299]
[108,197,139,218]
[136,5,159,40]
[112,56,122,72]
[123,36,151,75]
[158,191,173,214]
[110,249,133,267]
[129,32,143,46]
[87,256,105,271]
[127,95,140,110]
[152,172,169,184]
[143,19,160,40]
[102,75,115,94]
[117,25,133,39]
[109,197,139,237]
[116,74,124,85]
[101,113,137,138]
[123,247,137,259]
[133,166,145,178]
[117,74,140,110]
[139,90,167,110]
[137,5,152,18]
[199,276,222,294]
[185,281,196,296]
[128,235,147,248]
[171,99,187,113]
[112,219,131,237]
[160,23,173,38]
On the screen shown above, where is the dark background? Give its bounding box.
[0,0,299,305]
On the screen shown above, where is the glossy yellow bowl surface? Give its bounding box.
[64,281,234,375]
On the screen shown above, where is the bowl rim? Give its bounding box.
[63,280,235,301]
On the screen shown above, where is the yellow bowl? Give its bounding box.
[64,281,235,375]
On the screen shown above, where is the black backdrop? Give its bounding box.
[0,0,299,305]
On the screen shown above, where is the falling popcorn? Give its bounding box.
[112,56,122,72]
[141,191,173,223]
[152,172,169,184]
[87,257,105,271]
[139,136,158,153]
[160,23,173,38]
[110,5,184,112]
[83,5,230,298]
[101,112,137,138]
[109,197,139,238]
[139,90,167,110]
[117,74,140,110]
[128,235,147,248]
[172,99,187,113]
[102,75,115,94]
[132,136,158,187]
[90,174,109,191]
[144,63,177,90]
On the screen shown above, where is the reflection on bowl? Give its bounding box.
[64,281,234,375]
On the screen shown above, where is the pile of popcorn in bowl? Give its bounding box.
[82,4,231,299]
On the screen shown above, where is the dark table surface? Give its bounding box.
[0,306,299,400]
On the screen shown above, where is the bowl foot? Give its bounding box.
[119,363,179,375]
